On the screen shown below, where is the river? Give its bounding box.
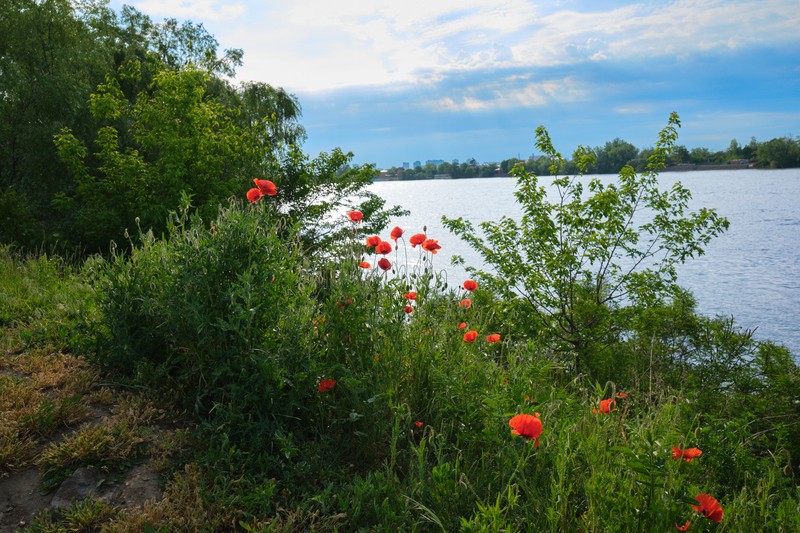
[371,168,800,357]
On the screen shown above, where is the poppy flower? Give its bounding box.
[409,233,426,247]
[253,178,277,196]
[675,521,690,531]
[463,279,478,291]
[459,298,472,309]
[421,239,441,254]
[508,413,543,447]
[317,379,336,392]
[366,235,381,247]
[592,398,616,414]
[672,447,703,462]
[375,241,392,255]
[616,391,629,398]
[246,188,263,203]
[486,333,501,343]
[404,305,414,314]
[378,257,391,271]
[691,493,723,523]
[415,421,423,428]
[403,292,417,300]
[347,210,363,223]
[390,226,404,242]
[359,261,371,269]
[458,322,467,330]
[463,330,478,342]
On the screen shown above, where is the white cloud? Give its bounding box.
[130,0,245,20]
[427,77,588,112]
[122,0,800,103]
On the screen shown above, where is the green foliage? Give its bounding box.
[443,113,730,377]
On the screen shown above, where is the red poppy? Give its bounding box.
[375,241,392,255]
[253,178,277,196]
[592,398,616,414]
[409,233,426,247]
[317,379,336,392]
[508,413,543,447]
[246,188,263,203]
[359,261,371,269]
[347,210,363,223]
[691,494,723,523]
[486,333,501,343]
[458,322,467,330]
[463,279,478,291]
[459,298,472,309]
[404,305,414,314]
[415,421,423,428]
[463,330,478,342]
[672,447,703,462]
[365,235,381,247]
[390,226,404,242]
[403,292,417,300]
[378,257,391,271]
[675,521,690,531]
[616,391,629,398]
[421,239,441,254]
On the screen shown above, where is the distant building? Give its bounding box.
[402,162,410,169]
[413,161,421,168]
[426,159,444,167]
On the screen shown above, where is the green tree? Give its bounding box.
[592,138,639,174]
[756,137,800,168]
[443,113,729,377]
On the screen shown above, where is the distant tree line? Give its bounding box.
[384,135,800,180]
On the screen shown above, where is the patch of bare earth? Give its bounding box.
[0,345,189,531]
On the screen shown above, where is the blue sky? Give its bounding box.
[108,0,799,168]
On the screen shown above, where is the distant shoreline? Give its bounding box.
[373,163,756,181]
[662,163,752,172]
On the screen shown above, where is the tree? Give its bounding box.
[756,137,800,169]
[592,138,639,174]
[443,113,729,377]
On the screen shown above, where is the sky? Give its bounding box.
[106,0,800,169]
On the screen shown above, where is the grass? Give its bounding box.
[1,208,799,531]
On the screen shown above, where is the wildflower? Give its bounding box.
[378,257,391,271]
[463,279,478,291]
[508,413,543,447]
[253,178,277,196]
[409,233,426,247]
[404,305,414,314]
[403,292,417,300]
[616,391,629,398]
[592,398,616,414]
[691,494,723,523]
[348,210,363,223]
[459,298,472,309]
[675,521,690,531]
[359,261,371,269]
[672,446,703,462]
[317,379,336,392]
[463,330,478,342]
[486,333,501,343]
[376,241,392,255]
[421,239,441,254]
[415,421,423,428]
[458,322,467,330]
[366,235,381,247]
[246,188,263,203]
[390,226,404,242]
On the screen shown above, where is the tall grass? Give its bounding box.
[4,199,798,530]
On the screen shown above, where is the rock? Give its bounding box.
[49,466,108,509]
